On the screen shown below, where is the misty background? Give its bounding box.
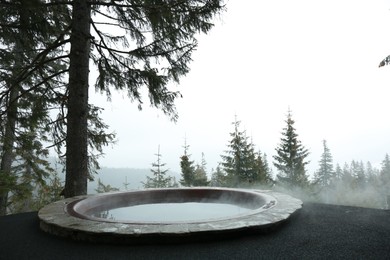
[87,0,390,178]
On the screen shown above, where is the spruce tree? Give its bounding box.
[143,146,175,188]
[192,153,209,186]
[262,153,274,186]
[380,154,390,187]
[220,117,257,187]
[313,140,336,203]
[273,110,309,188]
[210,165,225,187]
[314,140,335,187]
[179,140,196,187]
[95,179,119,193]
[366,161,380,189]
[255,151,273,186]
[380,154,390,207]
[335,163,343,180]
[350,160,366,190]
[341,162,354,189]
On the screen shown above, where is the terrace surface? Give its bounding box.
[1,202,390,260]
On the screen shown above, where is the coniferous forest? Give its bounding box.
[2,109,390,215]
[175,112,390,210]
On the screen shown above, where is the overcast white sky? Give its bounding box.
[91,0,390,176]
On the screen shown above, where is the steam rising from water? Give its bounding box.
[93,202,252,222]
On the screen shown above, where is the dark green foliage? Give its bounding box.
[210,165,225,187]
[255,151,273,187]
[179,155,196,186]
[180,142,209,187]
[192,164,209,186]
[179,141,196,186]
[312,140,336,203]
[95,178,119,193]
[69,0,224,196]
[220,117,267,187]
[192,153,209,186]
[90,1,225,120]
[0,0,71,214]
[220,118,250,186]
[273,110,310,188]
[143,146,177,188]
[7,167,63,214]
[0,0,224,201]
[313,140,335,187]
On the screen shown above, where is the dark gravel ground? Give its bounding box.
[1,202,389,260]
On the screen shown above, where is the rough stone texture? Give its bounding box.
[38,188,302,244]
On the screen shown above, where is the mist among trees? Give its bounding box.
[175,112,390,210]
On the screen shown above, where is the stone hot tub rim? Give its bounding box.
[38,187,302,244]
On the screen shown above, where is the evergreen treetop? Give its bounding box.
[273,110,309,188]
[179,138,196,186]
[143,146,176,188]
[313,140,335,187]
[220,116,267,187]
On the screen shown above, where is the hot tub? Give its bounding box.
[39,188,302,244]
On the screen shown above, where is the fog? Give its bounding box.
[91,0,390,179]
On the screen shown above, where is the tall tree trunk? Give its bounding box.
[0,86,18,215]
[0,29,25,215]
[64,0,91,197]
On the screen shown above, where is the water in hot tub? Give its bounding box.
[92,202,252,222]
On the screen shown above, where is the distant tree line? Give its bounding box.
[137,109,390,210]
[4,109,390,214]
[175,111,390,209]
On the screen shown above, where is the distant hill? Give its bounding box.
[47,157,180,194]
[88,167,181,194]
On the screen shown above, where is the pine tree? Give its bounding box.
[314,140,335,187]
[243,140,259,185]
[341,162,354,189]
[366,161,380,190]
[262,153,274,186]
[192,153,209,186]
[210,165,226,187]
[350,160,366,190]
[179,140,196,186]
[95,179,119,193]
[255,151,273,186]
[220,117,257,187]
[143,146,175,188]
[273,110,310,188]
[312,140,336,203]
[380,154,390,188]
[380,154,390,208]
[335,163,343,180]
